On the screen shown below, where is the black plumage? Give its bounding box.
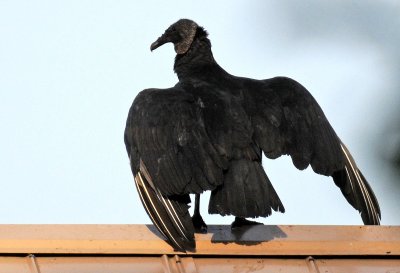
[124,19,381,251]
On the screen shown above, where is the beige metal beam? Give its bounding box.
[0,224,398,256]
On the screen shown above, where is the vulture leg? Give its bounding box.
[192,194,208,233]
[231,217,263,229]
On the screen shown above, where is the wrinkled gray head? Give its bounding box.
[150,19,199,55]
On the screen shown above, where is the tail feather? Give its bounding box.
[208,159,285,218]
[134,160,195,251]
[332,143,381,225]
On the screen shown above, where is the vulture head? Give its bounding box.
[150,19,199,55]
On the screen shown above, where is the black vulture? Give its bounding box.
[124,19,381,251]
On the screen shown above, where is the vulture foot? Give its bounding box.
[231,217,263,229]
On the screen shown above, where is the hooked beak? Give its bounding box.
[150,34,170,51]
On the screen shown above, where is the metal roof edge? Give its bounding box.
[0,224,399,256]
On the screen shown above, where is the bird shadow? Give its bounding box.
[145,224,287,248]
[146,224,166,239]
[209,224,287,246]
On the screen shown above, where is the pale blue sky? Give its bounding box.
[1,1,399,225]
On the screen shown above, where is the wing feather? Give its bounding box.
[125,87,225,195]
[124,87,227,251]
[247,76,380,224]
[134,168,195,251]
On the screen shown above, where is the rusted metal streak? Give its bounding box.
[306,256,320,273]
[26,254,40,273]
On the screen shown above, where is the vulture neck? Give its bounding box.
[174,35,226,81]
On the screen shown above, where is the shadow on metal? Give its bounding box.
[146,224,169,241]
[210,225,287,246]
[146,223,287,249]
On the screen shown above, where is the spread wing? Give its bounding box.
[247,76,381,224]
[124,86,226,251]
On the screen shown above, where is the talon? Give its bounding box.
[231,217,263,229]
